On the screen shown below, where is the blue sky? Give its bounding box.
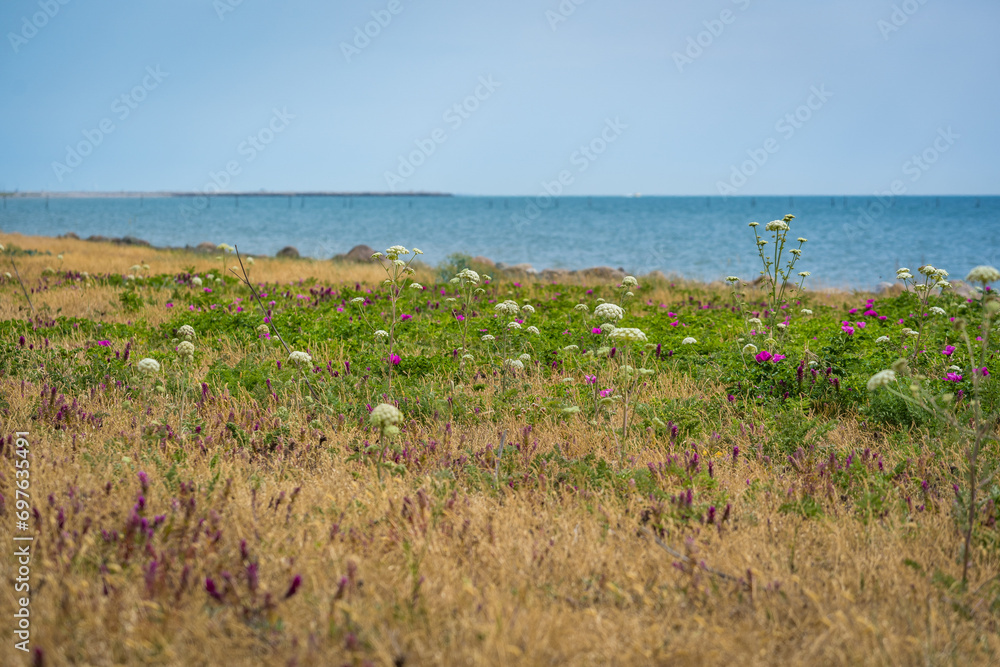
[1,0,997,195]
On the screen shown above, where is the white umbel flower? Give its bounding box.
[574,304,589,313]
[481,334,495,342]
[409,282,422,290]
[681,337,697,345]
[137,358,160,373]
[192,276,203,286]
[742,344,757,354]
[507,321,521,330]
[608,327,647,342]
[875,336,891,344]
[494,300,520,316]
[594,303,625,322]
[967,265,1000,284]
[621,276,638,288]
[178,325,196,341]
[765,220,789,232]
[370,403,402,427]
[518,353,531,363]
[177,341,195,361]
[521,304,535,314]
[929,306,946,316]
[288,350,312,366]
[800,309,813,315]
[526,326,540,335]
[374,330,389,340]
[504,359,524,370]
[456,268,480,284]
[866,369,896,391]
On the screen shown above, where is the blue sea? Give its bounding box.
[2,195,997,290]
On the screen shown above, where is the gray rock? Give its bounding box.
[117,236,151,247]
[334,244,377,262]
[498,262,536,275]
[540,268,571,281]
[59,232,80,240]
[276,246,300,259]
[86,235,110,243]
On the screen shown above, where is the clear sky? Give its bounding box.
[1,0,997,195]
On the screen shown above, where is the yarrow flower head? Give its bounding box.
[798,271,811,278]
[966,265,1000,284]
[765,220,789,232]
[866,369,896,391]
[608,327,647,342]
[374,330,389,341]
[681,337,697,345]
[288,350,312,366]
[521,304,535,315]
[526,325,540,335]
[137,358,160,374]
[800,308,813,315]
[507,321,521,330]
[620,275,638,288]
[178,325,196,341]
[385,245,409,259]
[896,272,912,281]
[929,306,946,316]
[481,334,495,342]
[409,282,422,290]
[594,302,625,322]
[370,403,402,429]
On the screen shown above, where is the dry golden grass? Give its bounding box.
[0,235,998,666]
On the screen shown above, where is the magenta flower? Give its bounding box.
[975,367,989,377]
[942,345,956,356]
[97,340,111,347]
[599,389,611,398]
[585,375,597,384]
[455,313,465,321]
[945,372,962,382]
[390,354,401,366]
[400,313,412,321]
[772,353,787,362]
[754,350,773,363]
[591,327,602,334]
[841,322,855,335]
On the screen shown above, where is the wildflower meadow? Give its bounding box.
[0,227,998,665]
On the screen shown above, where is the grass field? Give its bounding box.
[1,230,998,666]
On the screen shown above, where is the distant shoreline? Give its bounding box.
[0,191,453,199]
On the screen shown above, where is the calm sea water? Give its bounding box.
[2,195,997,289]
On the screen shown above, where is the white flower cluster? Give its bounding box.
[370,402,403,428]
[866,369,896,391]
[608,327,647,342]
[620,275,638,288]
[192,276,203,287]
[929,306,946,316]
[495,300,520,316]
[526,325,540,335]
[374,330,389,340]
[875,336,891,344]
[765,220,789,232]
[521,304,535,315]
[681,337,697,345]
[288,350,312,366]
[574,304,589,313]
[594,303,625,322]
[967,265,1000,284]
[137,358,160,374]
[742,344,757,354]
[177,340,195,361]
[504,359,524,370]
[456,268,480,285]
[178,325,196,341]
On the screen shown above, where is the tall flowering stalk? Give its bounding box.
[450,268,488,373]
[867,265,999,587]
[368,245,422,395]
[896,264,951,360]
[747,215,808,344]
[606,327,653,457]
